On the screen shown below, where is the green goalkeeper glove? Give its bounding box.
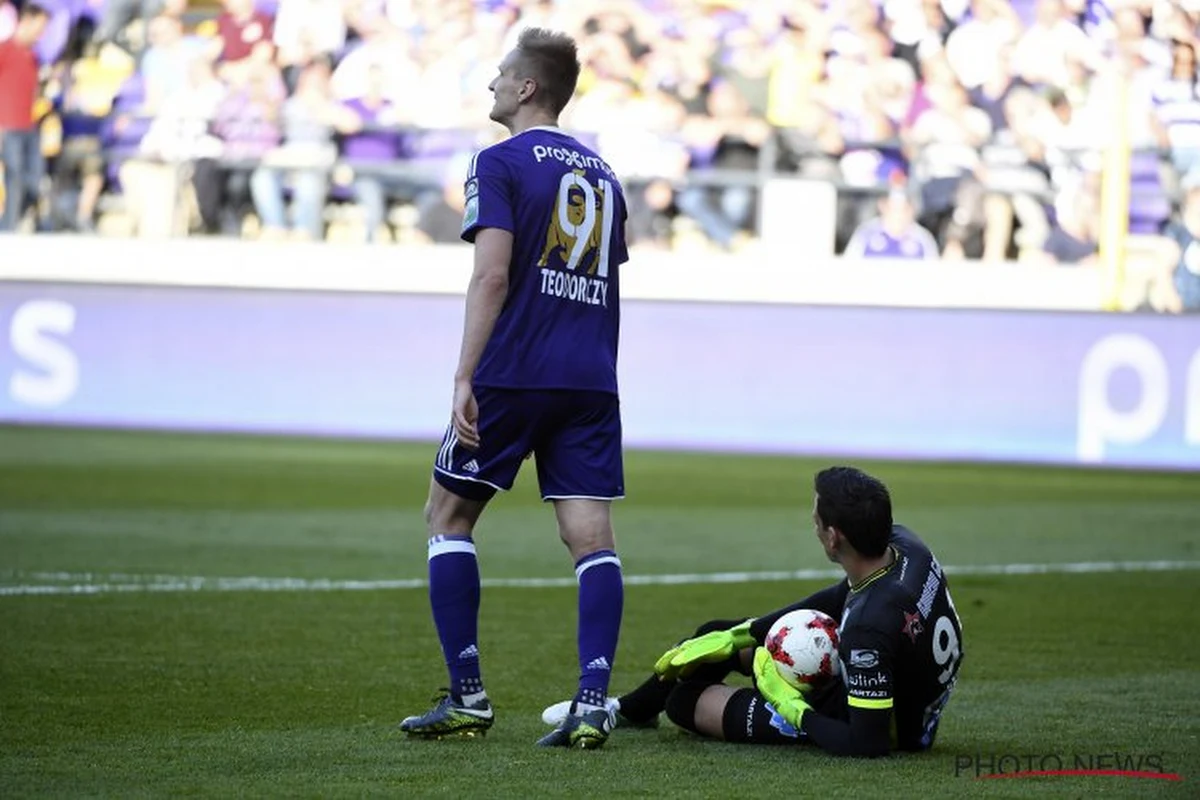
[752,646,813,730]
[653,618,756,681]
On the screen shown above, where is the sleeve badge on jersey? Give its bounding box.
[461,196,479,232]
[901,611,923,643]
[849,649,880,669]
[464,178,479,200]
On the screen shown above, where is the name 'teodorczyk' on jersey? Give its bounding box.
[461,127,629,394]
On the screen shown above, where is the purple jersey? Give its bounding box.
[845,219,939,260]
[461,126,628,394]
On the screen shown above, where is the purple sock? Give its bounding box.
[427,534,483,699]
[573,549,623,710]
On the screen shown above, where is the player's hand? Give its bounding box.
[451,379,480,450]
[752,646,812,729]
[653,618,756,681]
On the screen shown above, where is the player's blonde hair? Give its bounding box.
[515,28,581,115]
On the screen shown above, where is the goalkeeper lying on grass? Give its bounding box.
[544,467,965,756]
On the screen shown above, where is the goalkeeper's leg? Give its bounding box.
[666,686,801,744]
[615,617,751,724]
[665,682,849,743]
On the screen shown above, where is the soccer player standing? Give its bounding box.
[400,28,630,750]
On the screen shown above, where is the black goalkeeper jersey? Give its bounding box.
[750,524,964,756]
[835,524,964,752]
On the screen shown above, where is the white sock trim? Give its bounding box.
[428,539,477,560]
[575,555,622,579]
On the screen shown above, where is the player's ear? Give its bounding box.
[519,77,537,103]
[827,526,844,551]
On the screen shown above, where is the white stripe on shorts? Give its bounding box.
[437,428,457,470]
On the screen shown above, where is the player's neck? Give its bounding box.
[507,109,560,136]
[844,545,896,591]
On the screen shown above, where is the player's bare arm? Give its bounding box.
[452,227,512,450]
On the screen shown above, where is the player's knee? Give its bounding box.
[553,500,614,559]
[424,478,487,534]
[663,682,706,734]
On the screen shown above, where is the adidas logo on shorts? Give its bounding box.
[462,459,480,473]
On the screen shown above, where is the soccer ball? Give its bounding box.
[764,609,841,690]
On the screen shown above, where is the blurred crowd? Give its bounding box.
[0,0,1198,310]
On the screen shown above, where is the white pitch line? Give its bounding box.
[1,560,1199,597]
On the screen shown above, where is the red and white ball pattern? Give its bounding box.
[764,608,841,689]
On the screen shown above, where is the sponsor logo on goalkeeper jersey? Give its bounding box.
[847,672,889,689]
[849,649,879,668]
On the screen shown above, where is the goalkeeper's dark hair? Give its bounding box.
[514,27,580,115]
[814,467,892,559]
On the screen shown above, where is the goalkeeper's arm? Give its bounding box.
[800,705,891,758]
[749,579,850,643]
[801,624,893,757]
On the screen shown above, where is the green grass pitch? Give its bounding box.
[1,425,1198,798]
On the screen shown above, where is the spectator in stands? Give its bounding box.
[52,40,135,232]
[1152,39,1200,184]
[92,0,177,52]
[330,11,417,105]
[414,153,471,245]
[944,0,1021,91]
[905,61,992,255]
[250,58,358,241]
[209,0,276,86]
[273,0,347,92]
[713,18,773,119]
[0,0,50,232]
[970,42,1026,133]
[1153,179,1200,312]
[977,87,1055,261]
[676,79,770,251]
[119,53,224,237]
[140,9,207,114]
[193,63,284,235]
[844,184,941,259]
[886,0,956,77]
[340,63,405,243]
[822,30,910,188]
[1039,180,1099,265]
[1011,0,1100,88]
